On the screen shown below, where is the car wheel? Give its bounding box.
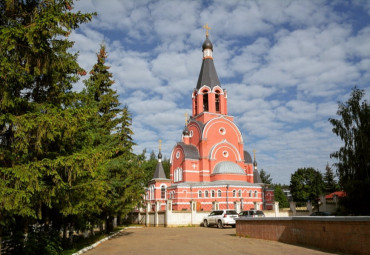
[204,220,208,227]
[217,220,223,229]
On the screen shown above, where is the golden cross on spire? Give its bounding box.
[253,149,256,160]
[158,139,162,152]
[185,112,189,125]
[203,23,211,37]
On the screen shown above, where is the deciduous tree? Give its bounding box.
[289,167,325,206]
[273,185,289,208]
[329,88,370,215]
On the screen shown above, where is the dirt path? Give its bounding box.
[84,226,340,255]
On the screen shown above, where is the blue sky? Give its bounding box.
[71,0,370,184]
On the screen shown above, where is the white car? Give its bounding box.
[203,210,238,228]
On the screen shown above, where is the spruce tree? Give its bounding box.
[0,0,96,252]
[82,45,143,233]
[323,163,338,194]
[259,169,272,184]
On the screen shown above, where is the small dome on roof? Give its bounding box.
[202,37,213,51]
[183,126,190,136]
[244,151,252,163]
[213,161,245,175]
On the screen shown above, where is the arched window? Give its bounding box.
[161,185,166,199]
[202,90,209,111]
[254,190,258,197]
[205,190,209,198]
[238,190,242,197]
[232,190,236,197]
[211,190,215,198]
[215,90,220,112]
[198,190,202,198]
[174,168,183,182]
[150,185,155,200]
[218,190,222,197]
[249,190,252,197]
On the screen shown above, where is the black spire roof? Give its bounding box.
[152,152,166,179]
[153,160,166,179]
[196,37,220,90]
[253,169,263,183]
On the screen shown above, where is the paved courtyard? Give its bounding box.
[84,226,341,255]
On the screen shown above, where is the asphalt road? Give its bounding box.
[84,226,341,255]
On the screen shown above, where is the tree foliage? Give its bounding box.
[139,150,170,185]
[273,185,289,208]
[323,163,339,194]
[81,44,144,233]
[289,167,325,205]
[0,1,95,250]
[259,169,272,184]
[329,88,370,215]
[0,0,144,252]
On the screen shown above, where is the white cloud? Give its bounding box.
[70,0,370,184]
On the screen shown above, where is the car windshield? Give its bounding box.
[226,210,238,215]
[256,211,264,215]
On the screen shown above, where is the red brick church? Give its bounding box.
[146,28,274,212]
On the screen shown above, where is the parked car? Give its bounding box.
[310,211,332,216]
[239,210,265,218]
[203,210,238,228]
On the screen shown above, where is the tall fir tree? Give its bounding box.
[0,0,113,252]
[82,45,143,233]
[259,169,272,185]
[323,163,339,194]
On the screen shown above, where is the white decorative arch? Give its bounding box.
[188,121,202,140]
[202,116,244,144]
[212,85,224,94]
[198,85,212,93]
[169,144,185,164]
[192,90,198,98]
[208,139,242,161]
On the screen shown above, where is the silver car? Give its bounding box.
[239,210,265,218]
[203,210,238,228]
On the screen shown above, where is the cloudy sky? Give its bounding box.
[71,0,370,184]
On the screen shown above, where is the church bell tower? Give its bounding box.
[192,24,228,118]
